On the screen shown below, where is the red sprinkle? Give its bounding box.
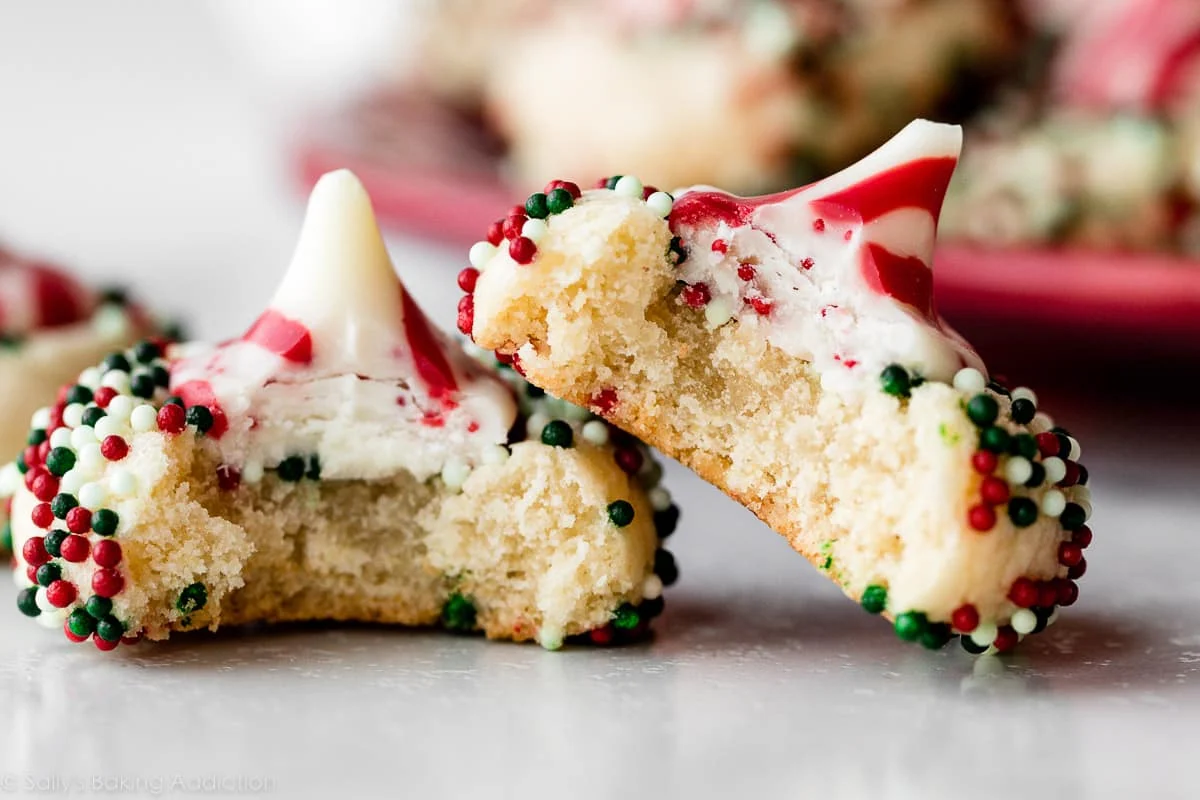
[1060,461,1081,487]
[813,218,826,232]
[967,504,995,532]
[748,296,773,316]
[681,283,711,308]
[509,237,537,264]
[100,435,129,462]
[31,503,55,528]
[1073,525,1093,549]
[456,294,475,336]
[589,625,615,646]
[494,350,514,365]
[1067,557,1087,580]
[91,567,124,597]
[1056,579,1079,606]
[951,604,979,633]
[216,464,241,492]
[24,445,44,470]
[992,626,1019,653]
[594,177,610,189]
[801,258,815,270]
[93,636,119,652]
[46,580,76,608]
[980,476,1010,506]
[26,565,38,585]
[66,506,92,534]
[22,536,50,567]
[92,539,122,568]
[711,239,728,254]
[502,214,526,241]
[589,387,619,415]
[737,263,756,281]
[457,267,480,293]
[486,220,504,246]
[1008,578,1038,608]
[59,533,90,562]
[1035,432,1060,458]
[31,472,59,503]
[843,230,853,241]
[971,450,998,475]
[1058,541,1083,568]
[157,404,186,435]
[614,447,643,476]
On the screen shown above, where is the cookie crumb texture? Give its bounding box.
[470,171,1092,655]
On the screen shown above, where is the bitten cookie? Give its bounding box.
[465,120,1093,654]
[1,248,155,554]
[4,171,676,652]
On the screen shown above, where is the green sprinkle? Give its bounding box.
[17,587,40,617]
[130,373,156,399]
[81,406,107,428]
[103,353,132,373]
[186,405,214,433]
[607,500,635,527]
[821,555,833,571]
[1008,497,1038,527]
[176,582,208,614]
[276,456,306,482]
[36,562,62,587]
[68,609,96,638]
[306,455,322,481]
[894,611,927,642]
[861,584,888,614]
[46,447,76,477]
[86,595,113,619]
[91,509,119,537]
[613,603,640,630]
[540,420,574,448]
[1010,433,1038,460]
[605,175,623,190]
[978,426,1011,454]
[879,364,911,398]
[1060,503,1086,531]
[654,548,679,586]
[0,522,11,553]
[43,530,68,558]
[51,493,78,519]
[546,188,574,215]
[95,615,125,642]
[441,593,477,632]
[27,428,47,446]
[133,341,162,363]
[525,192,549,219]
[152,365,170,388]
[919,622,952,650]
[966,394,999,427]
[65,385,93,405]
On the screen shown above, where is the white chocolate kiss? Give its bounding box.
[169,170,516,481]
[672,119,985,394]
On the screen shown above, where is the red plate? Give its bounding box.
[295,90,1200,370]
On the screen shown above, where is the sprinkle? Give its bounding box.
[100,370,131,394]
[538,625,564,651]
[45,447,76,477]
[441,593,477,632]
[581,420,610,446]
[966,394,999,427]
[35,585,59,610]
[1011,387,1038,406]
[642,574,664,600]
[953,368,987,394]
[456,294,474,336]
[681,283,711,308]
[879,364,911,398]
[93,416,125,441]
[614,447,643,475]
[63,403,85,429]
[1007,497,1038,527]
[648,486,672,512]
[276,456,306,482]
[1067,436,1081,461]
[613,176,644,198]
[525,412,549,440]
[970,621,999,648]
[156,403,186,435]
[540,420,574,448]
[91,509,119,537]
[78,482,107,510]
[524,192,549,219]
[645,191,674,217]
[77,442,104,471]
[1010,608,1038,635]
[654,548,679,585]
[737,263,756,281]
[185,405,214,433]
[509,236,537,264]
[91,568,124,598]
[967,504,996,532]
[1004,456,1033,485]
[36,562,62,587]
[242,460,265,484]
[1041,489,1067,517]
[100,436,129,462]
[468,241,497,270]
[45,580,77,608]
[951,604,980,632]
[109,469,137,497]
[978,426,1010,453]
[861,584,887,614]
[440,458,472,492]
[1042,456,1067,484]
[70,427,97,451]
[1060,502,1087,530]
[130,404,158,432]
[521,217,549,244]
[49,428,73,449]
[31,407,52,429]
[893,610,926,641]
[607,500,635,527]
[704,298,733,329]
[480,445,509,467]
[546,187,575,214]
[59,534,88,565]
[177,582,207,613]
[95,615,124,642]
[67,608,95,638]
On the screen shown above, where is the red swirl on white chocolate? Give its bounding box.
[669,120,981,388]
[1051,0,1200,111]
[0,248,95,335]
[169,170,515,479]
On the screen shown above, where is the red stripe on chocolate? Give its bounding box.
[241,309,314,364]
[861,243,935,322]
[812,157,958,225]
[400,289,458,402]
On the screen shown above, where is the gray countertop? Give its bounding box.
[0,4,1196,798]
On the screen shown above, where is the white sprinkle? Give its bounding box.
[0,463,21,495]
[1011,386,1038,406]
[1046,608,1060,627]
[525,412,550,440]
[30,407,51,430]
[1004,456,1033,485]
[481,444,510,466]
[242,460,264,484]
[77,443,104,471]
[93,416,126,441]
[109,469,137,497]
[35,587,57,613]
[106,394,135,422]
[642,574,664,601]
[49,428,73,449]
[1067,436,1081,461]
[521,217,549,244]
[78,482,108,510]
[1032,411,1055,432]
[92,306,131,338]
[63,403,86,429]
[440,458,472,493]
[648,487,672,512]
[581,420,610,446]
[78,367,103,390]
[468,241,498,270]
[645,191,674,218]
[36,607,68,629]
[970,621,998,648]
[100,370,131,394]
[613,175,644,198]
[12,567,31,589]
[70,426,98,451]
[952,367,987,394]
[130,404,158,432]
[1010,608,1038,635]
[704,298,733,329]
[1041,489,1067,517]
[60,469,85,496]
[563,402,592,422]
[538,625,564,651]
[1042,456,1067,484]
